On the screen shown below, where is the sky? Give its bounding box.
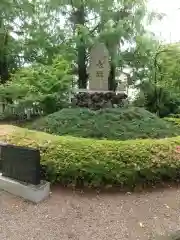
[148,0,180,43]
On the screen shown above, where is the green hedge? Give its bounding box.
[165,117,180,126]
[29,107,180,140]
[1,125,180,188]
[168,114,180,119]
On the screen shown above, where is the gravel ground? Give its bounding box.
[0,187,180,240]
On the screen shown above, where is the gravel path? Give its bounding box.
[1,187,180,240]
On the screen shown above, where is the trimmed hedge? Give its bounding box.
[1,125,180,188]
[165,117,180,126]
[168,114,180,119]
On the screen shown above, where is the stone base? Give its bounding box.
[72,91,128,110]
[0,173,50,203]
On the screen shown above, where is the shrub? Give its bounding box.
[165,117,180,126]
[0,55,72,119]
[29,107,180,140]
[168,114,180,119]
[133,81,180,117]
[1,125,180,188]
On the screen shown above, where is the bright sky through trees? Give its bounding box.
[148,0,180,43]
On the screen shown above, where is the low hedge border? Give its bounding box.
[165,117,180,126]
[0,125,180,189]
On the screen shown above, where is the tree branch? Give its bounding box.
[89,22,101,34]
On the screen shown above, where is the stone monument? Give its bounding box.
[73,42,127,109]
[88,42,110,91]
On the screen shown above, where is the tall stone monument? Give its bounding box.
[72,42,128,109]
[88,43,110,91]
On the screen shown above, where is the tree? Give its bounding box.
[121,33,160,86]
[0,0,34,83]
[132,41,180,117]
[1,56,72,99]
[133,80,180,117]
[1,0,162,94]
[133,42,180,117]
[0,55,72,114]
[20,0,157,90]
[64,0,148,90]
[154,43,180,95]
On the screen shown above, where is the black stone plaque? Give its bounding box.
[0,144,41,185]
[0,142,7,171]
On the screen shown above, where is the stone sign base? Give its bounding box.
[72,90,128,110]
[0,173,50,203]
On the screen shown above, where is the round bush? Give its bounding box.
[29,107,180,140]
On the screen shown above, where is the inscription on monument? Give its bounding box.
[88,43,110,91]
[0,144,41,185]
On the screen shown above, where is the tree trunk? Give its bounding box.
[75,5,87,89]
[77,44,87,89]
[108,58,117,91]
[0,30,9,84]
[0,55,9,84]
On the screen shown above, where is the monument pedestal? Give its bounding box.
[0,173,50,203]
[72,90,127,110]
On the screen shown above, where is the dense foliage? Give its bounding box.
[2,0,179,118]
[165,117,180,127]
[1,125,180,188]
[0,56,72,118]
[133,81,180,117]
[132,43,180,117]
[155,43,180,96]
[29,107,180,140]
[0,0,162,89]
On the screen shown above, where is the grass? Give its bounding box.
[28,107,180,140]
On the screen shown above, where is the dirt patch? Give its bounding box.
[0,187,180,240]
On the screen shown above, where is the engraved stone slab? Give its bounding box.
[1,144,41,185]
[88,43,110,91]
